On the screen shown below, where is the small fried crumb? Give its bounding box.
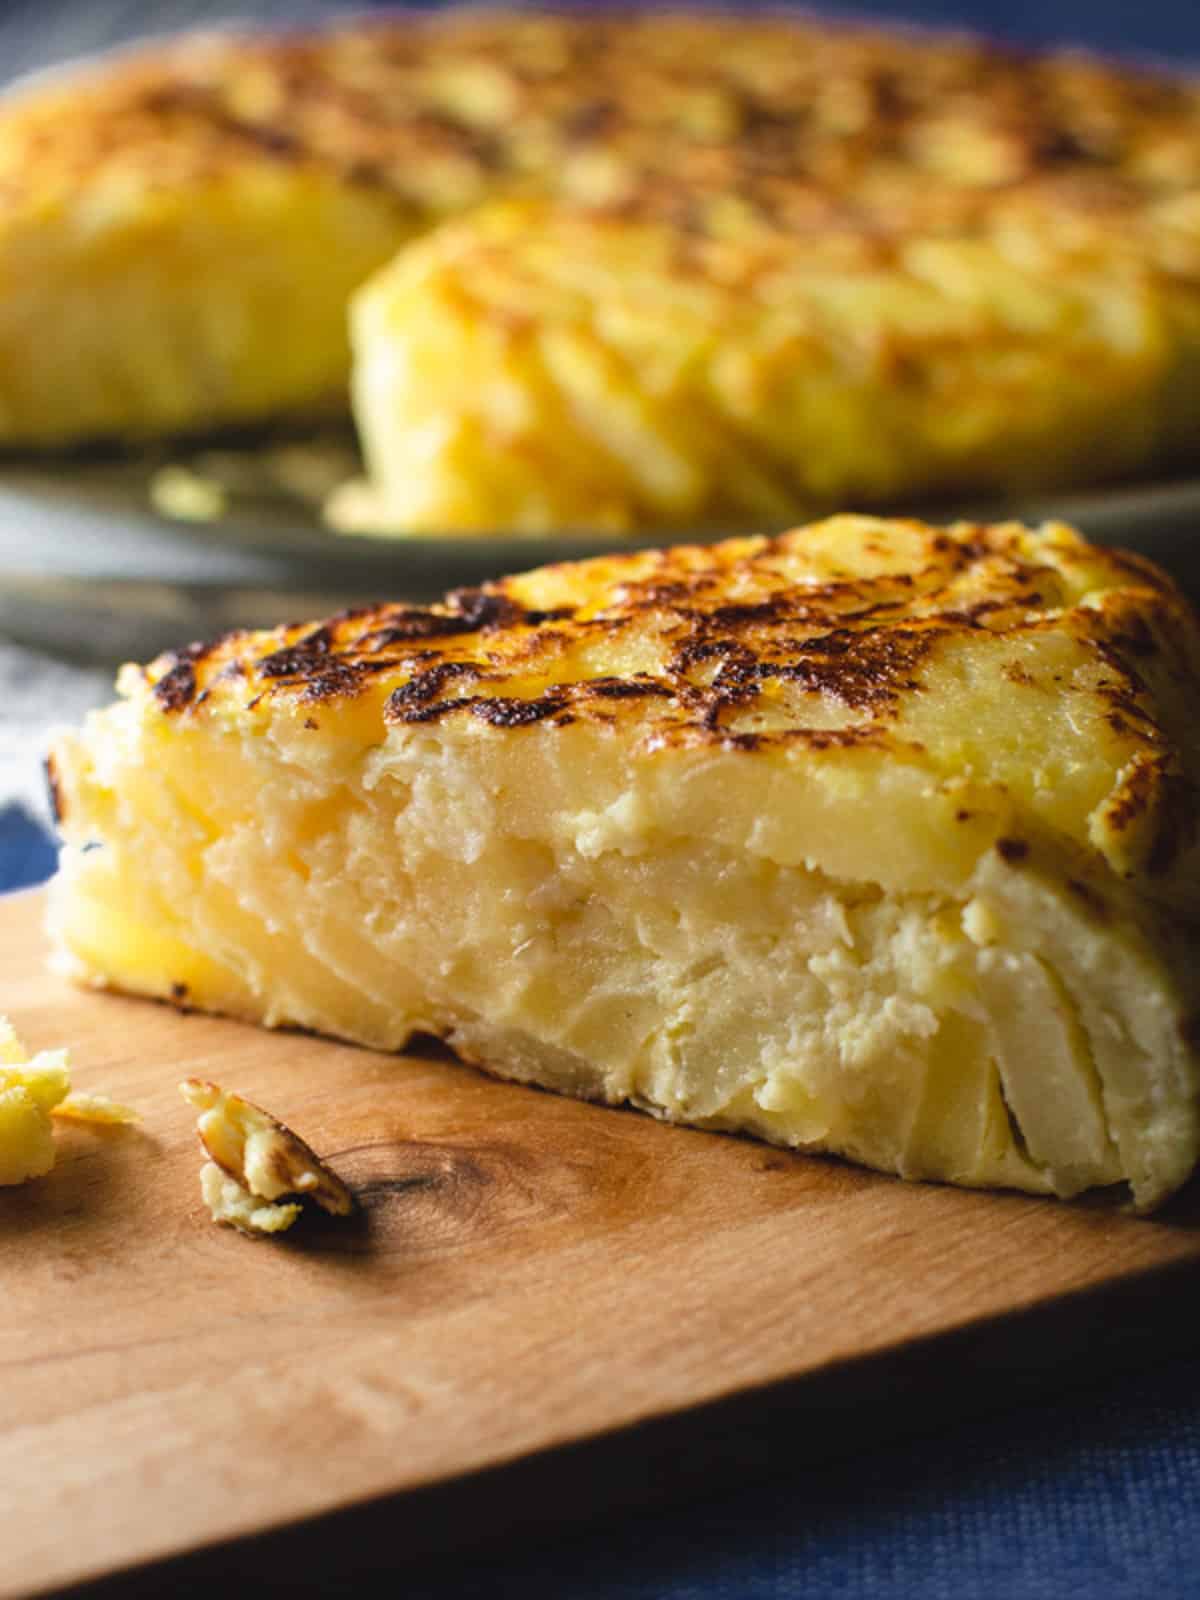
[0,1016,137,1185]
[54,1091,140,1125]
[180,1078,354,1237]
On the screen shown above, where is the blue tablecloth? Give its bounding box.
[5,0,1200,1592]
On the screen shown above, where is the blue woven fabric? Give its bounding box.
[0,805,58,894]
[397,1357,1200,1600]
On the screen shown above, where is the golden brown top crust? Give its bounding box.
[132,515,1200,891]
[145,518,1183,732]
[4,11,1200,251]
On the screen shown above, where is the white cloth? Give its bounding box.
[0,641,112,822]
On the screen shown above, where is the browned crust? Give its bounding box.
[3,11,1200,250]
[130,521,1200,892]
[143,525,1186,714]
[138,512,1184,774]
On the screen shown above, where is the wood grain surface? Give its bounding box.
[4,887,1200,1598]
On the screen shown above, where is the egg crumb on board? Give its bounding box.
[0,1016,137,1185]
[180,1078,354,1237]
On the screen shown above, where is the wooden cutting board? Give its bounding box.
[5,889,1200,1599]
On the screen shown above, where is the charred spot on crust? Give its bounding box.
[672,639,751,666]
[667,620,935,714]
[386,668,676,725]
[389,695,477,726]
[258,633,417,702]
[446,590,576,631]
[1100,694,1158,744]
[783,726,887,749]
[469,694,569,727]
[1104,755,1161,838]
[720,724,888,751]
[356,589,567,650]
[386,660,479,715]
[154,659,197,713]
[581,676,675,700]
[446,589,522,630]
[364,610,490,647]
[709,599,796,627]
[383,683,575,726]
[938,595,1040,629]
[760,625,934,710]
[296,660,375,702]
[258,625,332,679]
[526,608,575,626]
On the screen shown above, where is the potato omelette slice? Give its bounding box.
[47,516,1200,1208]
